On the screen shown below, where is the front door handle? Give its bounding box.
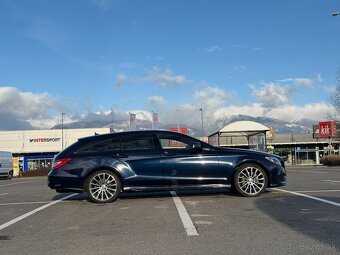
[163,151,175,156]
[116,153,129,158]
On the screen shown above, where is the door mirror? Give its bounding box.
[191,142,202,152]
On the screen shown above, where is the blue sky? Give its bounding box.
[1,0,340,130]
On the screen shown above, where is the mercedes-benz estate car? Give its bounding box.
[48,130,287,203]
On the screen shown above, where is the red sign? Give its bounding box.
[168,127,188,147]
[168,127,188,134]
[319,121,337,137]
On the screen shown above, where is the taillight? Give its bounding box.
[52,158,71,169]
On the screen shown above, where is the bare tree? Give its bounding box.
[328,71,340,121]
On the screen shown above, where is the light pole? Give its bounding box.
[176,109,180,132]
[61,112,65,150]
[332,12,340,16]
[199,108,204,139]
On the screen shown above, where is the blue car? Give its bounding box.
[48,130,287,203]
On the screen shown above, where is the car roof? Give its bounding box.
[78,130,191,143]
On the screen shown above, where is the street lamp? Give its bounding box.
[199,108,204,139]
[332,12,340,16]
[176,109,180,132]
[61,112,65,150]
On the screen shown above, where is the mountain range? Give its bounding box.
[52,113,316,136]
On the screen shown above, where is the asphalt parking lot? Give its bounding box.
[0,167,339,255]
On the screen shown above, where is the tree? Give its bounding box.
[329,71,340,121]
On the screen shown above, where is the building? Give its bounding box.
[0,128,111,175]
[208,121,340,165]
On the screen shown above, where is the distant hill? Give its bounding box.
[52,112,316,136]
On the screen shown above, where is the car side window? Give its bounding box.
[120,134,154,151]
[158,135,193,150]
[77,139,119,154]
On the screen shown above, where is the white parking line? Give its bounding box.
[0,193,77,231]
[292,189,340,193]
[170,191,199,236]
[0,181,33,187]
[273,188,340,207]
[323,180,340,183]
[289,170,326,174]
[0,200,75,206]
[0,193,8,196]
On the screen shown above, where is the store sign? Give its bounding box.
[266,127,275,139]
[29,138,61,143]
[168,127,188,147]
[319,121,337,138]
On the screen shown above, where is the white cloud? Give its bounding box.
[0,87,65,130]
[148,96,165,106]
[252,82,293,108]
[294,78,313,87]
[316,73,323,83]
[212,102,329,123]
[148,68,190,87]
[194,86,230,110]
[114,74,128,89]
[203,45,222,53]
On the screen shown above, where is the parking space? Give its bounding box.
[0,167,339,255]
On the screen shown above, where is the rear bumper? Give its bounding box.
[48,171,83,192]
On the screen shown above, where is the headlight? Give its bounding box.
[266,156,282,166]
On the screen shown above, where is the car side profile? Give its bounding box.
[48,130,287,203]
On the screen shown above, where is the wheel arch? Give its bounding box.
[82,166,124,192]
[232,160,271,188]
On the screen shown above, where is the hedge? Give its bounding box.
[320,155,340,166]
[19,167,51,177]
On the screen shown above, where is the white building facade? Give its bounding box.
[0,128,111,174]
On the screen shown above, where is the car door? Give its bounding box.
[157,133,221,187]
[114,133,163,187]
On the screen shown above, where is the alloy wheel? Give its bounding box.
[235,165,267,196]
[88,171,120,203]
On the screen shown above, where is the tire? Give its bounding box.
[7,171,13,180]
[86,170,121,203]
[233,163,268,197]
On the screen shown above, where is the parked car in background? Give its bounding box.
[48,130,287,203]
[0,151,14,180]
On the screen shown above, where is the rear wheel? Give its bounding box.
[86,170,121,203]
[233,164,268,197]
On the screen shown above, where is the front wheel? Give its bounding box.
[7,171,13,180]
[86,170,121,203]
[233,164,268,197]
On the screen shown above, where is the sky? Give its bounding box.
[1,0,340,131]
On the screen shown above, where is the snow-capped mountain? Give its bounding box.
[52,112,316,136]
[208,114,314,134]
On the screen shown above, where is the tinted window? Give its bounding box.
[77,139,119,154]
[120,134,154,151]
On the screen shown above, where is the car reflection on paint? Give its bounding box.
[48,130,287,203]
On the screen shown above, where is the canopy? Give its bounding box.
[208,121,270,151]
[218,121,270,137]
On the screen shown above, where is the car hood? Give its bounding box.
[214,147,280,159]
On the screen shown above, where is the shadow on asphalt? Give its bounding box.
[255,192,339,250]
[51,188,239,202]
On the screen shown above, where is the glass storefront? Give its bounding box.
[23,155,55,172]
[27,158,52,171]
